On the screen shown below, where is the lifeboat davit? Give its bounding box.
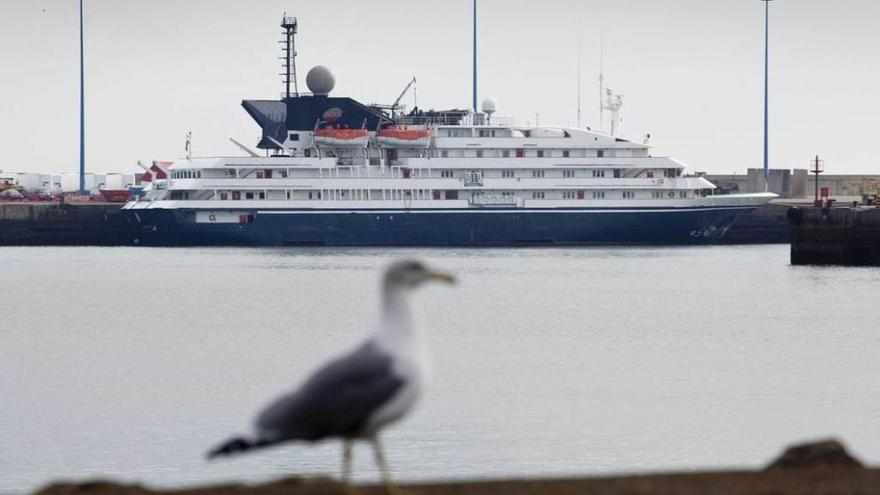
[314,128,369,148]
[376,126,431,148]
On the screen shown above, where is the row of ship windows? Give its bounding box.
[171,170,203,179]
[399,168,619,179]
[548,191,689,199]
[454,168,677,179]
[284,146,618,159]
[443,129,575,138]
[171,190,694,201]
[558,191,606,199]
[172,168,681,180]
[504,170,607,178]
[444,129,504,138]
[439,149,607,158]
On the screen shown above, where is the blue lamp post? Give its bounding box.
[79,0,86,195]
[761,0,773,185]
[472,0,477,112]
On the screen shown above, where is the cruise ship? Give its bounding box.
[123,16,774,247]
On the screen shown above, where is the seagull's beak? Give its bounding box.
[426,270,457,285]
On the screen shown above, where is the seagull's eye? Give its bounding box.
[406,262,425,273]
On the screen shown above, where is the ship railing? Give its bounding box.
[481,116,518,127]
[174,175,468,182]
[280,91,315,99]
[394,114,519,128]
[395,113,466,126]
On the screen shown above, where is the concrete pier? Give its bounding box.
[719,202,791,244]
[789,206,880,265]
[0,202,135,246]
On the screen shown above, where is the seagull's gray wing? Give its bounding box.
[255,341,404,442]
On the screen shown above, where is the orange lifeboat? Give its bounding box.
[376,126,431,148]
[314,128,369,148]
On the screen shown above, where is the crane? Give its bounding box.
[373,77,417,119]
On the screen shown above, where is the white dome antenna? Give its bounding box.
[481,97,497,123]
[306,66,335,96]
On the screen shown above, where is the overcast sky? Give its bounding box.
[1,0,878,175]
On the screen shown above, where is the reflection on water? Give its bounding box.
[1,245,879,493]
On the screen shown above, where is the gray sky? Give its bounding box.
[1,0,878,175]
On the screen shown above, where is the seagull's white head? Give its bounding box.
[377,259,455,357]
[383,259,456,292]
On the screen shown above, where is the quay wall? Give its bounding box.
[718,202,790,244]
[0,202,135,246]
[789,206,880,265]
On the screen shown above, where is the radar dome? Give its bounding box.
[481,97,497,114]
[306,66,335,96]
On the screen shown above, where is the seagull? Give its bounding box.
[207,259,455,492]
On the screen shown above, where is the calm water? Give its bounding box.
[2,245,879,493]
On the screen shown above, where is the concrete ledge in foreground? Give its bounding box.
[32,468,880,495]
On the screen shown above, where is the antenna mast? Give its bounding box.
[598,36,604,132]
[577,33,582,128]
[472,0,478,112]
[281,15,299,98]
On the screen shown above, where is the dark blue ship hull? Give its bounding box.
[124,206,756,246]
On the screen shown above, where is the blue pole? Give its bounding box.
[762,0,770,184]
[472,0,477,112]
[79,0,85,194]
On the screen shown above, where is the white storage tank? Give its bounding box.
[40,174,56,194]
[59,173,99,193]
[112,173,136,189]
[104,173,126,190]
[12,173,42,191]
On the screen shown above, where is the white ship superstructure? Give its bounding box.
[136,119,763,212]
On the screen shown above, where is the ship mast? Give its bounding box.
[577,32,581,128]
[598,36,604,132]
[281,15,299,98]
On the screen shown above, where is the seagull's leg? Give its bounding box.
[341,439,354,486]
[370,435,396,495]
